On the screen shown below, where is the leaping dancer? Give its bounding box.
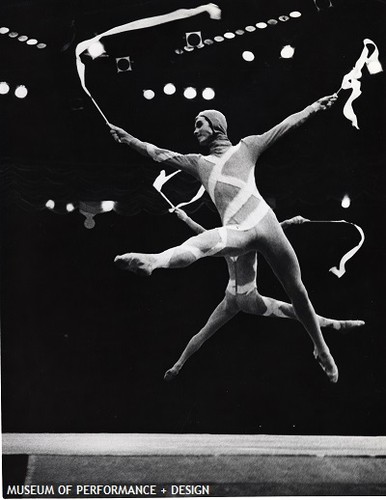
[110,94,364,383]
[166,208,364,382]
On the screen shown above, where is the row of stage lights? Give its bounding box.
[0,26,47,49]
[175,11,302,55]
[45,196,352,213]
[143,84,215,101]
[0,82,28,98]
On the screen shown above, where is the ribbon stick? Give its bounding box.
[75,4,221,125]
[307,220,365,278]
[338,38,381,129]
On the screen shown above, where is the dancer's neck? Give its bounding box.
[207,133,233,156]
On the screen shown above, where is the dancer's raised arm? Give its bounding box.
[245,94,338,157]
[110,125,200,177]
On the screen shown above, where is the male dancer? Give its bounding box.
[110,93,356,383]
[165,208,363,381]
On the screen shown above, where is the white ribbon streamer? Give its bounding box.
[153,170,206,211]
[75,4,221,124]
[328,221,365,278]
[340,38,381,129]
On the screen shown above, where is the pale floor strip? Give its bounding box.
[2,433,386,457]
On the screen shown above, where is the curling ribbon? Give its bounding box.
[327,221,365,278]
[339,38,381,129]
[304,220,365,278]
[153,170,206,211]
[75,4,221,125]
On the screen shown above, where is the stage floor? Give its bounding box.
[3,434,386,497]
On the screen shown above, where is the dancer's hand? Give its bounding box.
[313,94,338,111]
[288,215,310,225]
[281,215,310,229]
[173,208,188,222]
[110,124,132,144]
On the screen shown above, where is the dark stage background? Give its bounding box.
[1,0,385,434]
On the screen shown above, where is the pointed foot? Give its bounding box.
[335,319,365,332]
[164,367,180,382]
[114,253,155,276]
[314,350,339,383]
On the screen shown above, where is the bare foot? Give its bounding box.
[164,367,180,382]
[313,350,339,383]
[114,253,156,276]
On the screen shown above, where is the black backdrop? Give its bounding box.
[1,0,385,434]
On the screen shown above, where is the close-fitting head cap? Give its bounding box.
[196,109,228,135]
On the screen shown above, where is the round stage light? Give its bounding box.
[18,35,28,42]
[279,15,290,22]
[88,41,105,58]
[202,87,215,100]
[26,38,38,45]
[101,201,115,212]
[224,32,235,39]
[214,35,224,42]
[37,42,47,49]
[15,85,28,98]
[242,51,255,62]
[45,200,55,209]
[184,87,197,99]
[281,45,295,58]
[267,19,278,26]
[174,48,184,55]
[256,22,267,29]
[204,39,214,45]
[164,83,176,95]
[0,82,10,95]
[0,27,10,35]
[8,31,19,38]
[289,11,302,18]
[341,195,351,209]
[245,25,256,32]
[66,203,75,212]
[143,89,155,100]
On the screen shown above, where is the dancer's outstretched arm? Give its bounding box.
[246,94,338,156]
[174,208,309,234]
[110,125,200,177]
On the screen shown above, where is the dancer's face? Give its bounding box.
[194,117,213,146]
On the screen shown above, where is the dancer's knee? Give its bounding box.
[286,279,310,308]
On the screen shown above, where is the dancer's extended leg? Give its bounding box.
[164,297,239,381]
[256,213,339,382]
[114,226,252,275]
[243,293,365,331]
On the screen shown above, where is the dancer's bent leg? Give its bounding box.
[256,213,339,382]
[164,297,239,381]
[115,226,252,275]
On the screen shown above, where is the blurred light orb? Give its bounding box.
[164,83,176,95]
[281,45,295,58]
[184,87,197,99]
[0,82,10,94]
[143,89,155,100]
[242,50,255,62]
[15,85,28,98]
[202,87,215,100]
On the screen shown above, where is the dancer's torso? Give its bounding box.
[197,138,269,229]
